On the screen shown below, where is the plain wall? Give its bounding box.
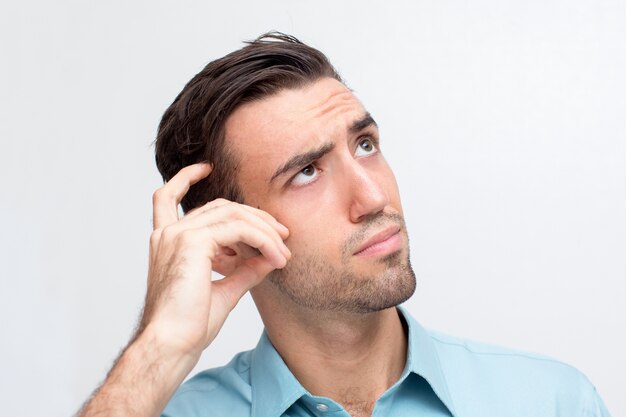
[0,1,624,416]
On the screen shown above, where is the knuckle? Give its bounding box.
[226,207,246,221]
[152,188,166,204]
[150,229,162,246]
[176,229,196,246]
[160,225,177,241]
[153,186,176,206]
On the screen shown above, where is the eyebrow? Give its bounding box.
[269,113,378,184]
[270,142,335,183]
[349,112,377,134]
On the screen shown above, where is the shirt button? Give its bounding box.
[316,403,329,412]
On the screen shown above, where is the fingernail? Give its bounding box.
[276,255,288,269]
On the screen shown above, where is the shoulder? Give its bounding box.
[162,349,254,417]
[426,330,607,416]
[428,329,582,375]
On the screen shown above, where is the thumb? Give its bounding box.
[211,255,276,311]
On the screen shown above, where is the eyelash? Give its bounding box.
[288,136,379,188]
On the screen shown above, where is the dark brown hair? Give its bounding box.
[154,32,342,213]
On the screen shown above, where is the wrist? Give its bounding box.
[135,324,203,374]
[76,325,202,417]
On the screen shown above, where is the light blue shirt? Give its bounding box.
[163,306,611,417]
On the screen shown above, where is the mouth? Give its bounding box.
[353,225,403,257]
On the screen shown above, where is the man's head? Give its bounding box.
[155,33,416,314]
[155,32,341,213]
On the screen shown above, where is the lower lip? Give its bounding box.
[354,231,402,257]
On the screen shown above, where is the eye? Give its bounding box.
[291,164,319,186]
[355,137,378,157]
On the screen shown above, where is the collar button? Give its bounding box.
[316,403,329,412]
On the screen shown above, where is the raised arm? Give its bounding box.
[76,162,290,417]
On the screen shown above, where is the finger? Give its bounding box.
[212,241,267,276]
[199,221,288,269]
[185,200,289,240]
[185,199,289,240]
[212,255,276,310]
[148,228,163,266]
[183,198,231,218]
[152,163,213,230]
[239,205,290,240]
[173,203,291,259]
[166,222,287,270]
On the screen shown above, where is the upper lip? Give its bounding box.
[353,225,401,255]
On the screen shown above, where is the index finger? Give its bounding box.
[152,162,213,230]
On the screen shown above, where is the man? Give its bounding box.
[77,33,611,417]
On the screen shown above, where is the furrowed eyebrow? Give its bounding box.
[349,113,377,134]
[268,113,377,185]
[270,142,335,184]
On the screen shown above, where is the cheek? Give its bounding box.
[284,235,346,270]
[279,212,345,260]
[271,179,344,227]
[281,219,325,250]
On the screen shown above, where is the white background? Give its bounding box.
[1,1,624,416]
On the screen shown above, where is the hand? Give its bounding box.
[140,162,290,358]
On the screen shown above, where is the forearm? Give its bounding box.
[77,327,200,417]
[75,164,287,417]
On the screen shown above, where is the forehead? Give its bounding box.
[224,77,368,186]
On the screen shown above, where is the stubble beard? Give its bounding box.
[266,213,417,314]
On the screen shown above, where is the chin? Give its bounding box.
[266,240,416,314]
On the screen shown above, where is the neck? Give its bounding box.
[252,285,408,415]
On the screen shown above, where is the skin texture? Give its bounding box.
[225,77,416,416]
[77,77,414,417]
[225,77,415,314]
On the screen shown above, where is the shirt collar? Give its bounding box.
[250,331,307,417]
[250,306,457,417]
[397,304,457,416]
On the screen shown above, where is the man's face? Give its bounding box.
[225,77,416,313]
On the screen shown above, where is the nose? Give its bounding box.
[348,163,389,223]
